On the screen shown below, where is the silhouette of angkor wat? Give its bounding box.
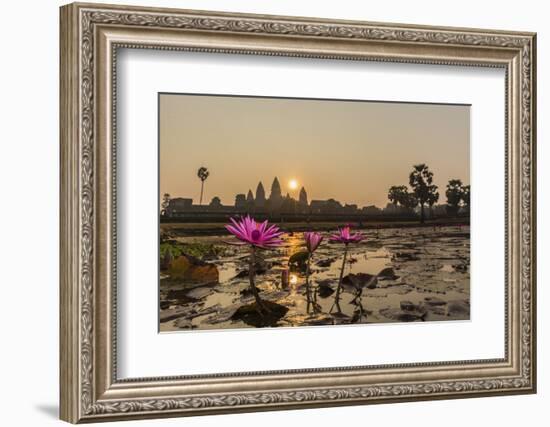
[161,177,435,223]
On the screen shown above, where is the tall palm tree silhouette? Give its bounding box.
[197,166,210,205]
[409,163,437,223]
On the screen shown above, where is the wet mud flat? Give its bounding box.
[159,225,470,331]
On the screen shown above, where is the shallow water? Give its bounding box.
[160,225,470,331]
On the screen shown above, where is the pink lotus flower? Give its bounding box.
[225,215,284,249]
[329,226,364,244]
[304,231,323,253]
[225,216,283,316]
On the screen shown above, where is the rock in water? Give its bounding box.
[424,296,447,306]
[377,267,399,280]
[453,263,468,273]
[364,275,378,289]
[164,289,198,305]
[380,305,427,322]
[351,307,369,324]
[231,301,289,327]
[329,311,353,325]
[174,318,193,329]
[160,304,200,323]
[168,254,219,284]
[185,286,215,300]
[288,251,309,269]
[232,270,249,279]
[429,306,446,316]
[316,257,335,267]
[400,300,419,311]
[233,261,270,279]
[317,280,335,298]
[203,305,241,325]
[447,300,470,317]
[392,252,420,262]
[240,287,263,298]
[342,273,378,290]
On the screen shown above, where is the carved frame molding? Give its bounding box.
[60,2,536,423]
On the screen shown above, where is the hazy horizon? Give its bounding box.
[160,94,470,208]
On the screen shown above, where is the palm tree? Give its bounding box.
[197,167,210,205]
[426,187,439,218]
[461,184,471,209]
[409,163,438,223]
[387,185,408,205]
[161,193,171,215]
[445,179,464,217]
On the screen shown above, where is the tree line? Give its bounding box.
[388,164,470,223]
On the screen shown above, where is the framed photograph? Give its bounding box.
[60,2,537,423]
[158,93,472,331]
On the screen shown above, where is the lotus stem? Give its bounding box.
[305,253,312,313]
[331,244,348,313]
[249,246,268,315]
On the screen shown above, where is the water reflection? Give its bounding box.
[160,226,471,331]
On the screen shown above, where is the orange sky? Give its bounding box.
[160,93,470,208]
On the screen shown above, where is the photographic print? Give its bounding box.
[60,5,536,419]
[159,94,471,331]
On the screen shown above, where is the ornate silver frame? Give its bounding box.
[60,2,536,423]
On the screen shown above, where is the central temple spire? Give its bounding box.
[299,187,308,205]
[270,177,282,200]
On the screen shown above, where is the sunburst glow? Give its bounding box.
[288,179,298,190]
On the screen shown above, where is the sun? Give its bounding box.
[288,179,298,190]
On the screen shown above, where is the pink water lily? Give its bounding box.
[329,226,364,244]
[225,215,284,249]
[304,231,323,253]
[225,216,283,316]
